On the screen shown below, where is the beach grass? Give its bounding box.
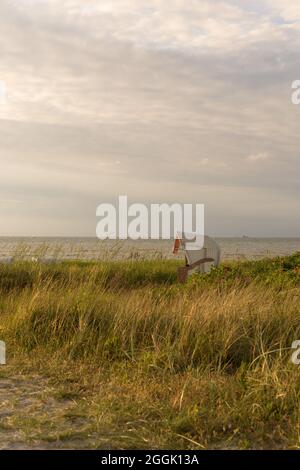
[1,253,300,449]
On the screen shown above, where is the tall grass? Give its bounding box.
[1,254,300,448]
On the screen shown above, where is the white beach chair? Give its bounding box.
[173,233,221,282]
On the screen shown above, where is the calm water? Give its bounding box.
[0,237,299,261]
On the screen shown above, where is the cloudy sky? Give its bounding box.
[0,0,300,236]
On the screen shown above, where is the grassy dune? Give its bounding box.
[1,254,300,449]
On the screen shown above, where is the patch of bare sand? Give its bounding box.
[0,371,96,449]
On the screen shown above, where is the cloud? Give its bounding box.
[0,0,299,235]
[266,0,300,22]
[246,152,270,162]
[0,80,6,105]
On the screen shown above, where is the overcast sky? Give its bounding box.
[0,0,300,237]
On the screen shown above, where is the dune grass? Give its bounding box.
[1,253,300,449]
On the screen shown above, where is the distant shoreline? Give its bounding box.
[0,237,299,262]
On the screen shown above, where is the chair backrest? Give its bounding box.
[173,234,221,272]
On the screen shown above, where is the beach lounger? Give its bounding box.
[173,233,221,283]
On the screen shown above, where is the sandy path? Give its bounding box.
[0,372,94,449]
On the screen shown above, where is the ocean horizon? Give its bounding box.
[0,237,299,261]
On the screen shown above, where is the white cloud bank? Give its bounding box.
[0,0,300,236]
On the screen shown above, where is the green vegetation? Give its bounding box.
[1,253,300,449]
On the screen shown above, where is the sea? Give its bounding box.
[0,237,299,262]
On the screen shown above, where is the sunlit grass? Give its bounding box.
[1,253,300,449]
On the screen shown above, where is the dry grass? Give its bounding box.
[0,254,300,449]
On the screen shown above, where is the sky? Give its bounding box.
[0,0,300,237]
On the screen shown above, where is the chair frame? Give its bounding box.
[177,256,215,283]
